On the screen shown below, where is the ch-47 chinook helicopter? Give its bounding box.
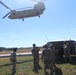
[0,0,45,21]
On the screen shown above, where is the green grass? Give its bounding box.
[0,56,76,75]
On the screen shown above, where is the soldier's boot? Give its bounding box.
[35,65,38,73]
[33,65,39,73]
[33,64,36,71]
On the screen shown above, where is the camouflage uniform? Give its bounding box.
[49,44,56,70]
[31,44,40,72]
[63,43,71,62]
[10,48,17,75]
[42,45,52,73]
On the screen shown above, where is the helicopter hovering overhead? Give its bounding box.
[0,0,45,21]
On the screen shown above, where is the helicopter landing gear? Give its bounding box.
[22,18,24,21]
[38,15,40,18]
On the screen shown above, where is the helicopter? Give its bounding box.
[0,0,45,21]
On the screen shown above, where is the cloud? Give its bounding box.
[11,34,17,38]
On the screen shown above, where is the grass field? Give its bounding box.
[0,55,76,75]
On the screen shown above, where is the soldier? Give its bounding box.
[63,42,71,62]
[31,44,40,72]
[74,42,76,55]
[41,44,52,74]
[10,48,17,75]
[49,43,56,70]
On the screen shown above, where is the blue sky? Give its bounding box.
[0,0,76,48]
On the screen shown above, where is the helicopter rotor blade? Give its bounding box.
[2,12,10,19]
[15,6,33,10]
[0,0,11,10]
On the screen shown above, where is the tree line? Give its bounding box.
[0,47,16,52]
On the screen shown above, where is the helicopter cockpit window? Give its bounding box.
[11,10,16,15]
[13,13,15,15]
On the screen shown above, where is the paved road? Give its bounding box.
[0,51,42,58]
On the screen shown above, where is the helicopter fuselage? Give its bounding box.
[8,2,45,19]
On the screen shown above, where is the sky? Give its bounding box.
[0,0,76,48]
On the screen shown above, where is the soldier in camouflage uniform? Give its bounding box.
[41,44,52,74]
[49,43,56,70]
[10,48,17,75]
[31,44,40,72]
[74,42,76,55]
[63,42,71,62]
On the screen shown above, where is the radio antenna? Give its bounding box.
[44,33,49,42]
